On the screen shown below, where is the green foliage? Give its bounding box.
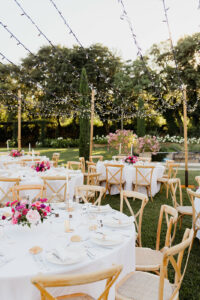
[79,68,90,161]
[36,138,79,148]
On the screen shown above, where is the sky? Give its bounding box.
[0,0,199,64]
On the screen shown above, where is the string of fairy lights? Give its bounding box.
[0,0,199,121]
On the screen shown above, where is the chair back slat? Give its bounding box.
[42,176,69,202]
[187,188,200,237]
[67,161,82,171]
[75,185,106,206]
[0,177,21,203]
[11,184,45,202]
[168,178,183,208]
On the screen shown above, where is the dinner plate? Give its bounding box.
[90,232,123,246]
[46,245,86,265]
[87,205,112,213]
[103,216,134,228]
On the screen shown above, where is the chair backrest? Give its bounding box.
[187,188,200,234]
[11,184,45,202]
[89,155,103,163]
[52,153,60,167]
[86,160,96,171]
[0,177,21,203]
[105,164,124,185]
[88,164,97,174]
[4,161,26,169]
[75,185,106,206]
[79,157,85,173]
[87,173,100,186]
[134,165,155,186]
[112,155,126,161]
[67,161,82,171]
[167,163,180,179]
[168,178,183,208]
[31,264,122,300]
[156,204,178,251]
[42,176,68,202]
[26,151,40,156]
[159,228,194,300]
[138,156,151,163]
[120,190,148,247]
[195,176,200,187]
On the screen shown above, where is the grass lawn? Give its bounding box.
[1,147,200,299]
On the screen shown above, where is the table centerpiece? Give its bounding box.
[32,161,50,172]
[124,155,139,164]
[2,198,51,227]
[9,149,22,157]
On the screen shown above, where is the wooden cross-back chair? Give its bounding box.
[32,264,122,300]
[105,164,125,195]
[52,153,60,167]
[187,188,200,240]
[86,172,101,186]
[26,151,40,156]
[120,190,148,247]
[11,184,45,202]
[116,228,193,300]
[195,176,200,187]
[0,177,21,203]
[79,157,86,173]
[133,165,155,201]
[4,161,26,169]
[168,178,192,229]
[135,204,178,274]
[112,155,126,161]
[75,185,106,205]
[158,162,180,199]
[42,176,69,202]
[89,155,103,163]
[67,161,82,171]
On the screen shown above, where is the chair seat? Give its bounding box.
[116,271,176,300]
[108,180,125,185]
[157,177,168,183]
[177,206,192,215]
[57,293,95,300]
[133,181,150,187]
[99,177,106,182]
[135,247,163,271]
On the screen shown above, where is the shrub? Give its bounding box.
[108,130,137,154]
[137,135,160,154]
[36,138,79,148]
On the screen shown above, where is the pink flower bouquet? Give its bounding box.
[137,135,160,154]
[108,130,137,154]
[125,155,138,164]
[9,149,22,157]
[3,198,51,227]
[32,161,50,172]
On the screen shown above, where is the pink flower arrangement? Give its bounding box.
[125,155,139,164]
[32,161,50,172]
[3,198,51,227]
[137,135,160,154]
[108,130,137,154]
[9,149,22,157]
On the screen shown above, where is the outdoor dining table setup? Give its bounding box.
[0,202,135,300]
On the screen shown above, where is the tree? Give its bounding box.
[79,68,90,161]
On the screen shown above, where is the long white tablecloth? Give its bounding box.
[0,204,135,300]
[0,167,83,202]
[97,161,165,197]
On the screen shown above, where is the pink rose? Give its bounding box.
[12,217,18,225]
[45,206,51,213]
[32,201,42,208]
[22,209,28,215]
[26,209,41,224]
[14,211,21,219]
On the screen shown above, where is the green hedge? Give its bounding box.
[36,138,79,148]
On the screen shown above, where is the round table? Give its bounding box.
[0,204,135,300]
[97,160,165,196]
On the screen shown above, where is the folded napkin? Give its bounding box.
[104,215,134,225]
[52,245,79,262]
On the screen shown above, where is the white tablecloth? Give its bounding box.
[0,167,83,202]
[97,161,165,196]
[0,204,135,300]
[194,187,200,239]
[0,155,49,169]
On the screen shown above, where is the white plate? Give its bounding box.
[103,217,133,228]
[88,205,111,213]
[91,232,123,246]
[46,246,86,265]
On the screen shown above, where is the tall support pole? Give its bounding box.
[18,89,22,151]
[89,89,95,158]
[183,87,188,187]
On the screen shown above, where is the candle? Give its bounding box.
[131,144,133,156]
[119,143,121,154]
[29,143,31,152]
[64,220,70,232]
[6,140,9,150]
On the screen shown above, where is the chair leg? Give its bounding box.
[179,215,183,230]
[166,183,169,199]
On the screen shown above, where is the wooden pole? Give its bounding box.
[89,89,95,158]
[183,87,188,187]
[18,89,22,151]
